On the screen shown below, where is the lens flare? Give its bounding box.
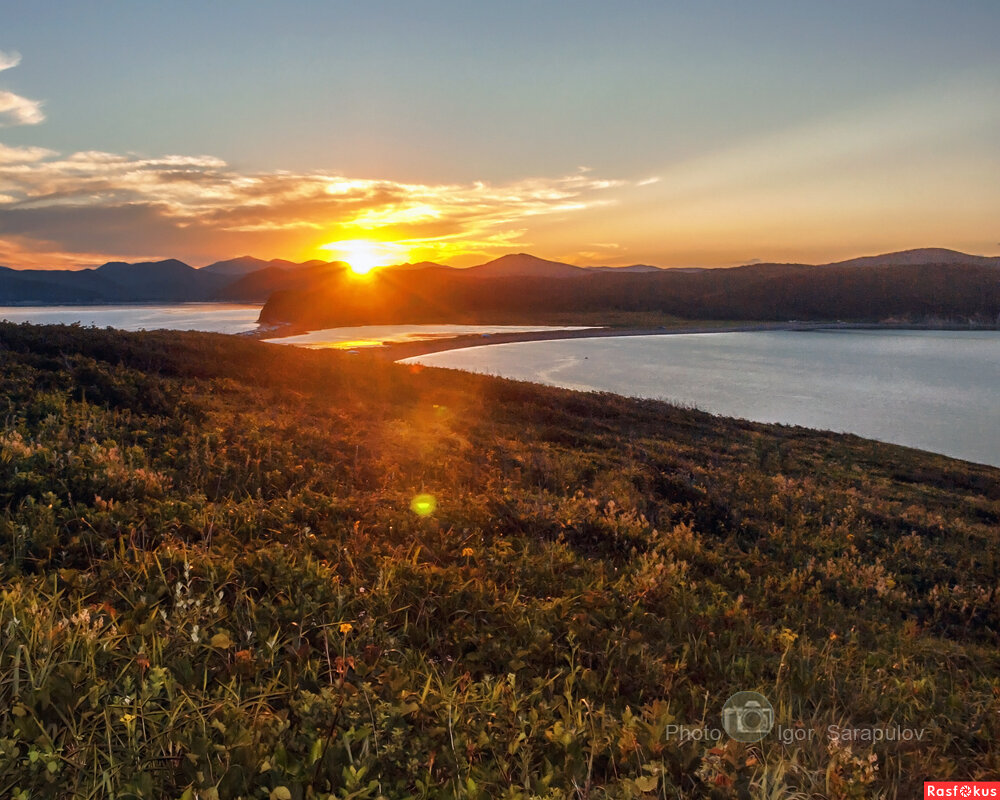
[410,493,437,517]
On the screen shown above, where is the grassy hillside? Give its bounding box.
[0,323,997,799]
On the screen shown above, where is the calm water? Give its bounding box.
[403,329,1000,467]
[264,324,593,349]
[0,304,262,333]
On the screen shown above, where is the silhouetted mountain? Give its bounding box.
[0,257,351,304]
[4,249,999,316]
[259,255,1000,328]
[590,264,664,273]
[202,256,333,277]
[93,259,231,300]
[463,253,587,278]
[823,248,1000,269]
[0,259,230,303]
[201,256,273,276]
[214,261,350,302]
[0,267,108,303]
[384,261,450,272]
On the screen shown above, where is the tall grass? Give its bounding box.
[0,323,997,798]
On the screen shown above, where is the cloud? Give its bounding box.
[0,90,43,126]
[0,50,44,126]
[0,50,21,72]
[0,142,54,164]
[0,145,622,266]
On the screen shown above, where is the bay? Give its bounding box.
[402,329,1000,467]
[0,303,262,334]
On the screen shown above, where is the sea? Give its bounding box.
[3,306,996,468]
[0,303,262,334]
[402,329,1000,468]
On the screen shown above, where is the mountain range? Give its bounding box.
[257,249,1000,328]
[0,248,997,308]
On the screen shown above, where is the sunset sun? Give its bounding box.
[321,239,400,275]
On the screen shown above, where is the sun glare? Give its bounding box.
[320,239,403,275]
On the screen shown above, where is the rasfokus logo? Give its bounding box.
[925,783,1000,798]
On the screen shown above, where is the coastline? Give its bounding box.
[373,321,789,360]
[373,320,999,361]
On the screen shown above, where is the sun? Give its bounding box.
[320,239,399,275]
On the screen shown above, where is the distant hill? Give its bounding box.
[95,259,232,299]
[200,256,273,276]
[259,253,1000,328]
[0,257,345,304]
[590,264,665,273]
[383,257,653,276]
[202,256,335,277]
[823,248,1000,269]
[0,259,230,303]
[3,249,999,316]
[461,253,587,278]
[0,267,109,303]
[384,261,450,272]
[214,261,350,302]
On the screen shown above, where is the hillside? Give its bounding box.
[824,247,1000,269]
[214,261,351,302]
[259,258,1000,328]
[461,253,587,278]
[0,323,997,797]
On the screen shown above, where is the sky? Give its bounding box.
[1,0,998,269]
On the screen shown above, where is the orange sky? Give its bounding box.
[1,5,999,270]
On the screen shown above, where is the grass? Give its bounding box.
[0,322,997,799]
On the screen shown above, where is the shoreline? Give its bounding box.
[373,321,787,360]
[372,320,998,361]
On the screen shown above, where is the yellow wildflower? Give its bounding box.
[461,547,475,557]
[339,622,353,635]
[777,628,798,648]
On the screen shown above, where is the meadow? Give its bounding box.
[0,322,997,799]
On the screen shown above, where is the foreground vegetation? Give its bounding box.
[0,323,997,799]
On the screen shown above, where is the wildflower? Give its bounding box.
[829,632,838,640]
[461,547,475,557]
[777,628,798,648]
[121,713,136,724]
[340,622,353,635]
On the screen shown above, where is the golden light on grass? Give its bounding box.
[320,239,405,275]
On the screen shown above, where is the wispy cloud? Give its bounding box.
[0,50,21,72]
[0,50,44,126]
[0,90,44,126]
[0,142,54,164]
[0,145,622,266]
